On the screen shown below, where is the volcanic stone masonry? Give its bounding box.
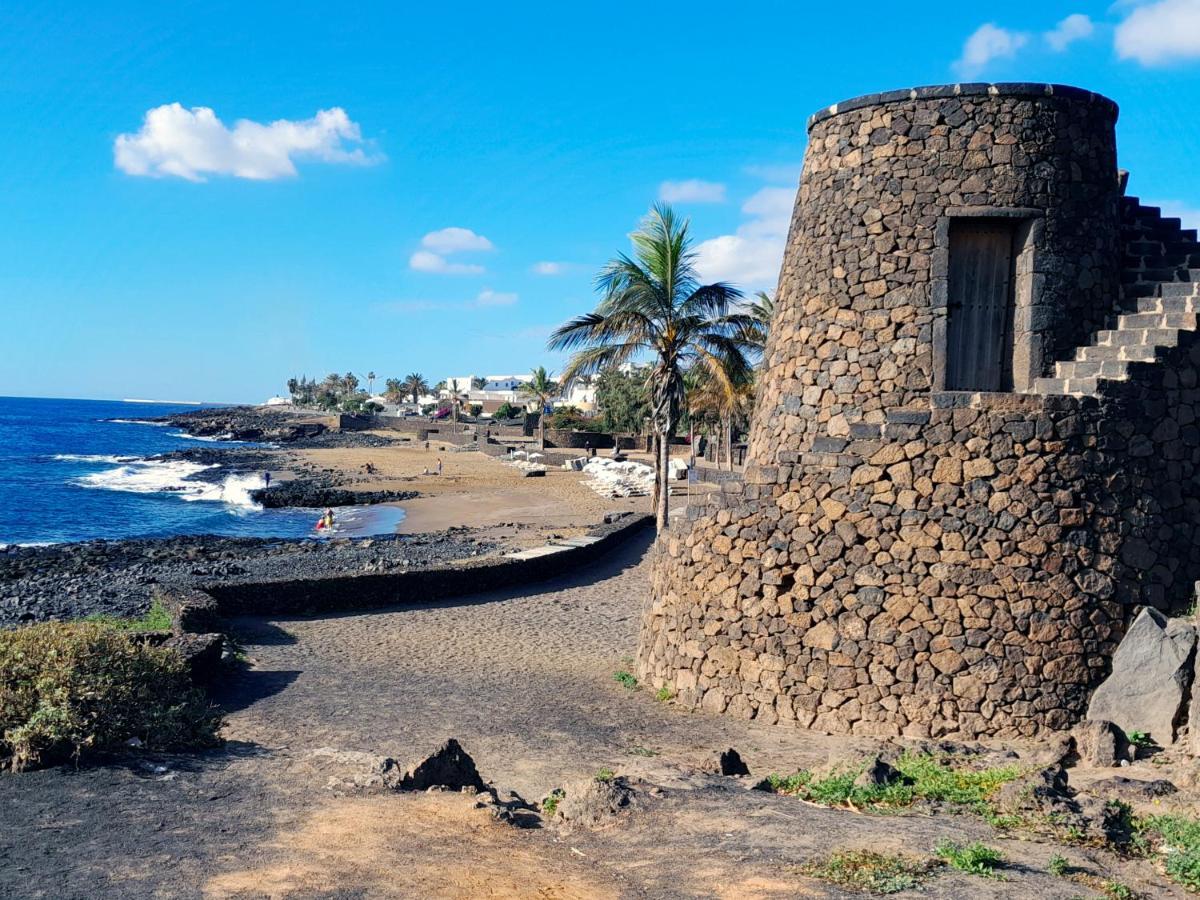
[638,83,1200,739]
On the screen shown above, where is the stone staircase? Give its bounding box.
[1032,198,1200,397]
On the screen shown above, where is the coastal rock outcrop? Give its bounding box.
[250,481,418,509]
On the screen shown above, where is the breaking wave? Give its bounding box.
[73,459,265,510]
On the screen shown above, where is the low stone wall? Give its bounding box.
[200,513,653,617]
[545,429,611,449]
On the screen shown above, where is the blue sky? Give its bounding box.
[2,1,1200,402]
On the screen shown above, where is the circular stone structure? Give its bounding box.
[638,84,1200,739]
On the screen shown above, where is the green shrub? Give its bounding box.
[0,621,222,771]
[84,598,173,632]
[613,670,638,689]
[541,788,565,815]
[1140,813,1200,891]
[655,686,673,702]
[802,850,940,894]
[761,752,1024,813]
[1048,853,1069,876]
[933,840,1004,878]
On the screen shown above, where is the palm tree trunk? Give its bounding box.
[656,427,670,531]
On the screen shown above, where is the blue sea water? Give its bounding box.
[0,396,403,545]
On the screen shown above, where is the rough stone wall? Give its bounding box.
[635,85,1200,739]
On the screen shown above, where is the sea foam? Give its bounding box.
[74,459,264,510]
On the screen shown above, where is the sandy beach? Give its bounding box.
[285,437,651,545]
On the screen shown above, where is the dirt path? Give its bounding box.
[0,535,1190,898]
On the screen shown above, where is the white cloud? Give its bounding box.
[953,23,1030,77]
[1116,0,1200,65]
[408,250,485,275]
[1045,13,1095,51]
[658,179,726,203]
[475,289,518,307]
[420,227,494,254]
[409,227,494,274]
[113,103,380,181]
[531,261,568,275]
[694,186,795,289]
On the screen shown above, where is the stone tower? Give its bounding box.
[638,83,1200,739]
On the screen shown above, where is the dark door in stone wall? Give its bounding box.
[946,220,1017,391]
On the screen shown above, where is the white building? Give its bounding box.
[444,375,476,393]
[482,374,533,391]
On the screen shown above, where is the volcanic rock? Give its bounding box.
[1086,608,1196,744]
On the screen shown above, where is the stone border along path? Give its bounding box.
[166,511,652,622]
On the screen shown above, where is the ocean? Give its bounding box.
[0,396,403,546]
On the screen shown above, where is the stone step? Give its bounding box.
[1137,295,1200,313]
[1095,327,1180,347]
[1032,376,1098,396]
[1054,359,1129,380]
[1076,343,1160,363]
[1117,311,1198,329]
[1160,281,1200,297]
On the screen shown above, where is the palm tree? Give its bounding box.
[518,366,558,448]
[747,291,775,353]
[403,373,430,405]
[689,367,754,471]
[549,204,753,530]
[366,371,377,396]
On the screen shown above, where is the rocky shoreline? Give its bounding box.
[0,528,498,626]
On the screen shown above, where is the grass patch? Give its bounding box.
[0,621,222,771]
[1126,730,1152,752]
[655,686,673,702]
[933,840,1004,878]
[1047,853,1069,877]
[762,751,1025,815]
[83,598,173,632]
[594,767,615,782]
[802,850,940,894]
[541,788,565,816]
[1139,813,1200,891]
[613,670,638,690]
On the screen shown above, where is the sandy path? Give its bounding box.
[0,536,1188,899]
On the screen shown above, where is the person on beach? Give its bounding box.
[263,471,271,489]
[436,457,443,476]
[316,508,334,532]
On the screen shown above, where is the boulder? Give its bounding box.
[302,748,404,794]
[1086,608,1196,744]
[992,765,1072,817]
[1189,660,1200,758]
[1083,776,1177,803]
[854,755,904,789]
[398,738,487,793]
[697,748,750,777]
[553,775,638,827]
[1072,720,1131,767]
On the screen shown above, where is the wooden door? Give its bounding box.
[946,221,1016,391]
